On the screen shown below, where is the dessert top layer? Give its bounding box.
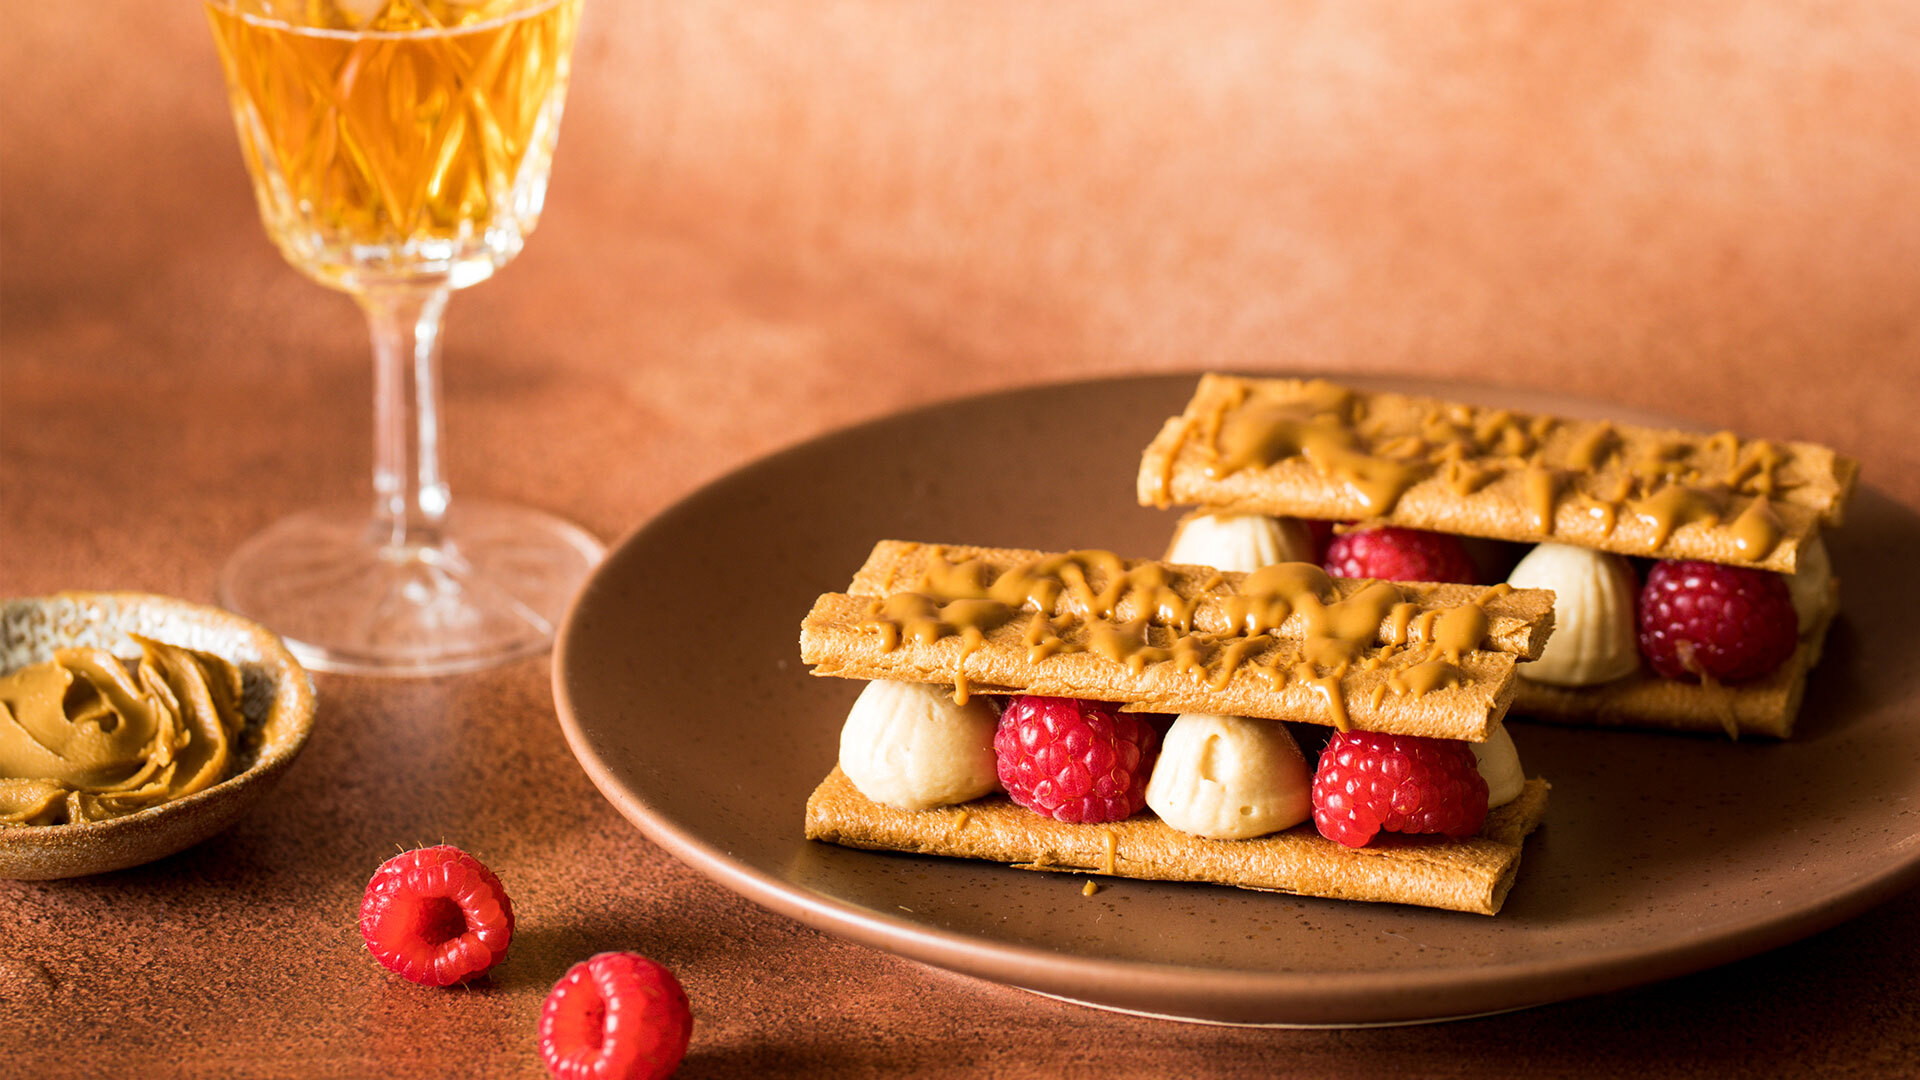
[845,541,1554,658]
[800,541,1556,739]
[1137,375,1858,573]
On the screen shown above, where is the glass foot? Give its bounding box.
[218,500,604,677]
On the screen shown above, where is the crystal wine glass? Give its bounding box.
[204,0,601,675]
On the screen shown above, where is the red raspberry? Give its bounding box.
[539,952,692,1080]
[1310,731,1488,848]
[1638,559,1798,682]
[993,696,1159,823]
[1323,527,1478,584]
[1302,519,1337,563]
[359,844,514,986]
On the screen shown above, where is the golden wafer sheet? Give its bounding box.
[1138,375,1857,573]
[805,768,1551,916]
[800,542,1556,741]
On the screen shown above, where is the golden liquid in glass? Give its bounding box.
[206,0,582,292]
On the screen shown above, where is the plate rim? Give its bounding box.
[552,370,1920,1024]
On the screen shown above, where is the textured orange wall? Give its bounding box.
[5,2,1916,515]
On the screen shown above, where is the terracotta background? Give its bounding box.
[4,1,1918,1075]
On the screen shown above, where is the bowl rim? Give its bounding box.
[0,589,318,840]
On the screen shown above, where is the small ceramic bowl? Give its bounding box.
[0,592,316,880]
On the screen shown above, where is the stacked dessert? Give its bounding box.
[800,542,1556,915]
[1138,375,1856,739]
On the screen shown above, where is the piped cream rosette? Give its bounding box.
[1784,534,1834,634]
[1144,713,1311,839]
[838,680,1000,811]
[1165,513,1316,573]
[1471,723,1525,810]
[1506,542,1641,688]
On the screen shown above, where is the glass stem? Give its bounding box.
[361,286,453,552]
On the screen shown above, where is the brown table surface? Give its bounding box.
[6,2,1919,1076]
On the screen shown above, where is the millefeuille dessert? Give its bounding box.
[1139,374,1858,738]
[799,541,1556,915]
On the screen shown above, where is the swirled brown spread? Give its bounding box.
[0,637,247,826]
[859,548,1515,727]
[1139,375,1858,572]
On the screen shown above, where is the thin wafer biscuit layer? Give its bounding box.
[846,541,1555,658]
[800,542,1558,741]
[1139,375,1858,573]
[805,767,1551,916]
[803,595,1521,740]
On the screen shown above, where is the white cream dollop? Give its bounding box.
[838,680,1000,811]
[1165,513,1316,573]
[1785,533,1834,634]
[1470,723,1526,810]
[1144,713,1312,839]
[1507,542,1641,687]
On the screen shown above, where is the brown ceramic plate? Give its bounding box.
[553,373,1920,1025]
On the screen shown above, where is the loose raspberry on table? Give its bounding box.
[993,696,1160,824]
[1638,559,1798,682]
[539,952,692,1080]
[1323,527,1478,584]
[359,844,514,987]
[1310,731,1489,848]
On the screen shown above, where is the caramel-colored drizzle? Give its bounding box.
[1087,618,1206,678]
[1727,439,1787,497]
[1023,611,1071,662]
[1153,419,1191,507]
[1522,465,1562,534]
[1585,473,1635,535]
[866,550,1203,698]
[1629,485,1725,549]
[1387,601,1420,647]
[1630,439,1691,487]
[1209,634,1274,690]
[1373,583,1508,706]
[1201,381,1250,448]
[953,627,986,703]
[1300,667,1351,730]
[1472,410,1531,457]
[860,551,1505,726]
[1386,660,1467,699]
[1207,383,1427,513]
[863,593,1006,652]
[1703,430,1740,469]
[1567,422,1617,471]
[1436,442,1499,496]
[1198,384,1795,563]
[1729,496,1784,559]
